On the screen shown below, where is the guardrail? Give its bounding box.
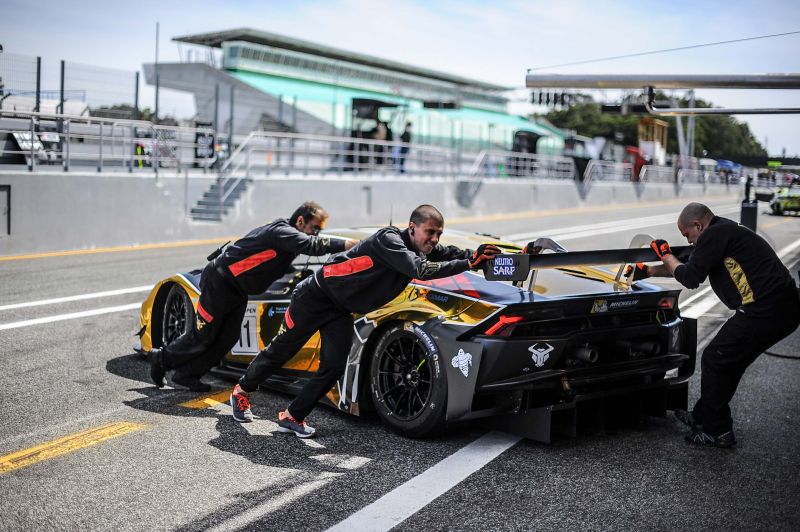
[583,160,633,182]
[219,131,578,180]
[0,110,216,175]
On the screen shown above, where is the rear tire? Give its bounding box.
[162,285,194,347]
[369,324,447,438]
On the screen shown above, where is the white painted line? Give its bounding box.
[680,286,713,307]
[326,431,521,532]
[777,237,800,260]
[506,206,739,243]
[0,286,151,312]
[0,303,142,331]
[207,472,340,532]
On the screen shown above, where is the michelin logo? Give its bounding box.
[451,349,473,377]
[528,343,554,367]
[492,256,516,277]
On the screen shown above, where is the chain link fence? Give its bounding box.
[0,52,39,110]
[64,61,137,118]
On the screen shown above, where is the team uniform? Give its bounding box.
[237,226,472,422]
[673,216,800,437]
[158,219,345,380]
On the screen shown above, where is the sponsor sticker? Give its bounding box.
[528,343,554,367]
[591,297,639,313]
[451,348,473,377]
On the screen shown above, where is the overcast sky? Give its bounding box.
[2,0,799,155]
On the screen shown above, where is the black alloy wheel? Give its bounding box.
[370,324,447,437]
[162,285,194,346]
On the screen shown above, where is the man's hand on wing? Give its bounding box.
[650,239,672,260]
[624,262,649,281]
[469,244,502,270]
[521,241,543,255]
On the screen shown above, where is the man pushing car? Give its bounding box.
[148,201,356,391]
[627,202,800,448]
[229,204,503,437]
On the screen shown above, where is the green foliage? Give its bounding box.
[543,96,767,158]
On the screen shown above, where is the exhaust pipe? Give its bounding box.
[631,340,661,356]
[572,345,599,363]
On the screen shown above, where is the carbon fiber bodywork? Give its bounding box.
[134,227,697,441]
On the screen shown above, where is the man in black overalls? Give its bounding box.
[148,201,355,391]
[643,202,800,447]
[229,204,502,437]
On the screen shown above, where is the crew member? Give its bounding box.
[229,204,502,437]
[631,202,800,447]
[148,201,356,391]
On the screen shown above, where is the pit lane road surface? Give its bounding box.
[1,197,799,531]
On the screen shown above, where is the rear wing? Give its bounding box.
[484,239,691,282]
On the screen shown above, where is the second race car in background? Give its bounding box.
[134,228,696,443]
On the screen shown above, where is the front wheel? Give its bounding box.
[161,284,194,347]
[369,324,447,438]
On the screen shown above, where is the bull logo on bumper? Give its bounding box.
[451,349,473,377]
[528,343,554,367]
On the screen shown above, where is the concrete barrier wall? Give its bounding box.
[0,172,741,256]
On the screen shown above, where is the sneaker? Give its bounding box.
[277,410,316,438]
[148,348,166,388]
[674,409,699,428]
[685,428,736,448]
[230,384,254,423]
[170,372,211,392]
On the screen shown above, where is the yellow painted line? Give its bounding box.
[0,422,147,475]
[179,388,234,409]
[447,195,739,225]
[761,218,792,229]
[0,237,235,262]
[0,195,739,261]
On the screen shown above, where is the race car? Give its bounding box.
[134,228,696,442]
[770,186,800,215]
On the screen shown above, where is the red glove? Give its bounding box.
[624,262,649,281]
[522,241,542,255]
[650,239,672,259]
[469,244,502,270]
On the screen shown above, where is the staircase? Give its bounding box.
[189,176,252,221]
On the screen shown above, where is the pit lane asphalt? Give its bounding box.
[1,198,799,531]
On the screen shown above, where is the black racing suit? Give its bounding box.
[673,216,800,436]
[239,226,472,421]
[161,219,345,378]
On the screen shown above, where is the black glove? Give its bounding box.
[624,262,649,281]
[469,244,502,270]
[522,241,542,255]
[650,239,672,260]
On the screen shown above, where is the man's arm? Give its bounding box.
[373,232,470,280]
[274,225,348,255]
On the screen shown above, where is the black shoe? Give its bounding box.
[170,372,211,392]
[674,409,699,428]
[684,428,736,448]
[149,348,166,388]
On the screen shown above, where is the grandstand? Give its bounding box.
[143,28,563,154]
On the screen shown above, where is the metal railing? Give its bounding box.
[639,165,676,183]
[219,131,577,180]
[0,109,216,175]
[583,160,633,182]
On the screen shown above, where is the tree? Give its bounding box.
[542,95,767,159]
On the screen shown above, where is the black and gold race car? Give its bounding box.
[134,228,696,442]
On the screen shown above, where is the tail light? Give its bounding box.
[485,315,524,336]
[658,297,676,309]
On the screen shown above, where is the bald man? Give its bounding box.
[633,202,800,448]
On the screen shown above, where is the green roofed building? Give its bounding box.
[143,28,563,154]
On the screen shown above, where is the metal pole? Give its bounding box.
[214,84,219,140]
[59,60,65,116]
[229,85,234,160]
[687,90,696,159]
[29,117,35,172]
[154,22,159,123]
[98,122,103,172]
[35,57,41,113]
[64,120,70,172]
[134,71,140,120]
